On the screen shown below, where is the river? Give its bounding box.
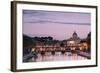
[29,52,87,62]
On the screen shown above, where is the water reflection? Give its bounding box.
[30,52,87,62]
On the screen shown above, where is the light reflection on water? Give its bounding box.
[30,52,87,62]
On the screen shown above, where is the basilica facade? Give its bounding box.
[67,31,81,50]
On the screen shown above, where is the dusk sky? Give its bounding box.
[23,10,91,40]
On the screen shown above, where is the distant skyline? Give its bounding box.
[23,10,91,40]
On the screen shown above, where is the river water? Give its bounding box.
[29,52,87,62]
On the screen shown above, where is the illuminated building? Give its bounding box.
[67,31,80,50]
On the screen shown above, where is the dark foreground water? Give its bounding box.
[28,52,87,62]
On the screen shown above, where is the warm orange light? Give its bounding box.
[32,48,35,52]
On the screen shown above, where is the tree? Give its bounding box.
[23,34,36,56]
[47,36,53,40]
[23,34,33,48]
[87,32,91,52]
[60,42,64,47]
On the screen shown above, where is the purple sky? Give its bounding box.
[23,10,91,40]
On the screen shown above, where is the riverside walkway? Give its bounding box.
[75,50,91,59]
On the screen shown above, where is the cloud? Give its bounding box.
[24,20,90,25]
[23,10,91,25]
